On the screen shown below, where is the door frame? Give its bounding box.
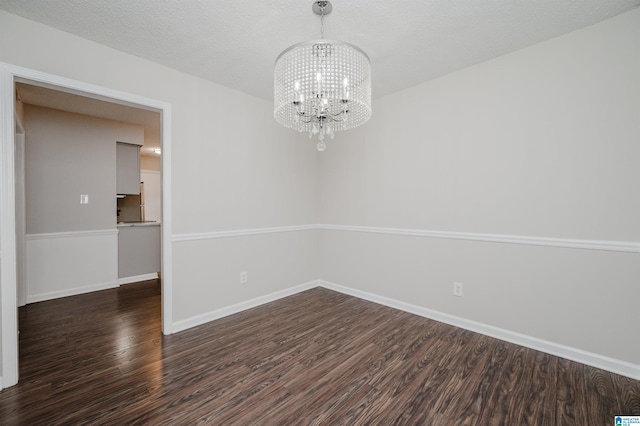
[0,62,174,389]
[14,117,25,307]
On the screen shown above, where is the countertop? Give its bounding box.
[117,221,161,228]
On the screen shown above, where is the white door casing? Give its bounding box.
[0,62,174,389]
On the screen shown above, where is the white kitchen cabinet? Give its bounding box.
[116,142,140,194]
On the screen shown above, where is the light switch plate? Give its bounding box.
[80,194,89,204]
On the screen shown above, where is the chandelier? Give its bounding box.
[274,1,372,151]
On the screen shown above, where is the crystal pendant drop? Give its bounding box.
[327,125,334,139]
[317,140,327,151]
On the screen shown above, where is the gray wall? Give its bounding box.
[0,8,320,336]
[2,6,639,377]
[319,8,640,365]
[24,105,144,233]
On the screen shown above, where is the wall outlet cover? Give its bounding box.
[453,282,464,297]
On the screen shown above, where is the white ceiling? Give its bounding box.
[1,0,639,102]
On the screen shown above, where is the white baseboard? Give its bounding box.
[172,280,319,333]
[167,277,639,380]
[27,280,119,304]
[118,273,159,285]
[319,280,640,381]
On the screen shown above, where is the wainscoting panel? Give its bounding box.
[172,280,319,333]
[26,229,118,303]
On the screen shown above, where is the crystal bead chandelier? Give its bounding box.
[274,1,372,151]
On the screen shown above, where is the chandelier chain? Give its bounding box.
[320,5,325,39]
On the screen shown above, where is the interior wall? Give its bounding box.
[22,105,144,301]
[24,105,143,233]
[140,155,160,171]
[319,8,640,366]
[173,229,318,325]
[0,9,319,329]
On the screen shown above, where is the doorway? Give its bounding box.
[0,63,174,389]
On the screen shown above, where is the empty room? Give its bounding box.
[0,1,639,424]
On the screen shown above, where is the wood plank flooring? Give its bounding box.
[1,280,638,425]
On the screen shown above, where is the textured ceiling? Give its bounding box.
[2,0,640,101]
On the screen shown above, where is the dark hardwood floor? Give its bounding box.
[0,280,638,425]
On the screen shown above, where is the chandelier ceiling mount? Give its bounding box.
[312,1,332,16]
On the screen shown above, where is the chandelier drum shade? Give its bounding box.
[274,1,372,151]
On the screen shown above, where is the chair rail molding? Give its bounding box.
[172,223,639,253]
[317,224,640,253]
[172,224,317,242]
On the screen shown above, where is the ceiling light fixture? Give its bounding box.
[274,1,372,151]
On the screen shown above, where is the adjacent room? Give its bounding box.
[0,1,638,424]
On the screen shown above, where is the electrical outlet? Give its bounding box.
[240,271,248,284]
[453,282,463,297]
